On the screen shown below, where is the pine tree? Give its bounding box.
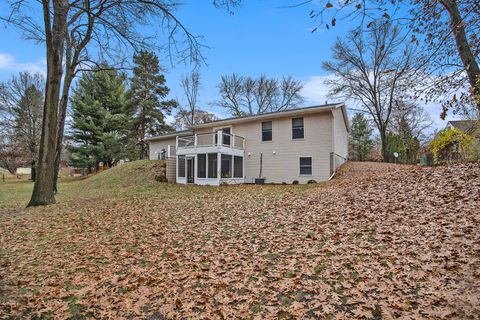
[68,67,134,172]
[127,50,177,159]
[349,113,374,161]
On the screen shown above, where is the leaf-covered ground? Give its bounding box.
[1,161,479,319]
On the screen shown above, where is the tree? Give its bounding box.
[2,0,216,206]
[0,72,44,173]
[323,21,419,162]
[218,74,304,116]
[68,67,134,172]
[127,50,177,159]
[174,109,219,130]
[389,100,432,144]
[174,70,219,129]
[293,0,480,117]
[430,127,476,163]
[349,113,374,161]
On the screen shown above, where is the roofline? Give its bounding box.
[192,103,345,129]
[144,130,193,141]
[145,103,349,141]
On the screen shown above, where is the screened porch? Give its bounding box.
[176,153,244,185]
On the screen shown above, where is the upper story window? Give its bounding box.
[262,121,272,142]
[292,117,304,139]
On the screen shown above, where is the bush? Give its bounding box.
[307,179,317,184]
[292,180,299,185]
[154,174,167,182]
[429,128,476,163]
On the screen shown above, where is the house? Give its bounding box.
[446,120,480,139]
[146,103,349,185]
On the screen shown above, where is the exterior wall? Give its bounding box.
[332,107,349,170]
[202,112,333,184]
[148,137,176,160]
[165,158,176,183]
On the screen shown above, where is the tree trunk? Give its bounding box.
[53,69,74,193]
[380,129,388,163]
[441,0,480,112]
[27,0,67,207]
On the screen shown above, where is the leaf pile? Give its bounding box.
[1,161,479,319]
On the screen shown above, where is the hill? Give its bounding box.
[76,160,166,190]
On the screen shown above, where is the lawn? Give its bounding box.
[0,160,479,319]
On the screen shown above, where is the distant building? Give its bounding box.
[446,120,480,139]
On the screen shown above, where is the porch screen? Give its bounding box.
[178,155,186,177]
[208,153,217,178]
[234,156,243,178]
[197,154,206,178]
[221,154,232,178]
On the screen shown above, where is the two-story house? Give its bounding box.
[146,103,349,185]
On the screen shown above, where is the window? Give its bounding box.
[158,149,166,160]
[178,155,186,177]
[221,154,232,178]
[208,153,217,178]
[197,154,206,178]
[262,121,272,142]
[292,117,304,139]
[300,157,312,175]
[234,156,243,178]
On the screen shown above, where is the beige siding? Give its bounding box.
[332,107,348,169]
[148,138,176,160]
[212,112,333,183]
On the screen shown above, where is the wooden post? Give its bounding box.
[217,130,223,146]
[232,134,236,149]
[217,152,221,183]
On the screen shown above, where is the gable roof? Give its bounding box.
[145,103,348,141]
[447,120,479,134]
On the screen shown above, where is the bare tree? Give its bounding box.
[2,0,239,206]
[177,71,201,128]
[174,109,219,129]
[218,74,304,116]
[323,22,420,161]
[289,0,480,117]
[0,72,44,173]
[389,101,433,144]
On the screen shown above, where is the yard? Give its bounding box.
[0,160,479,319]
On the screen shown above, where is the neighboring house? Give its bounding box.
[146,103,349,185]
[446,120,480,139]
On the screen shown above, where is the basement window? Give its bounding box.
[299,157,312,175]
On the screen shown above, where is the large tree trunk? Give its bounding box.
[441,0,480,112]
[27,0,67,207]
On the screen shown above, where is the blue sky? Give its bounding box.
[0,0,453,130]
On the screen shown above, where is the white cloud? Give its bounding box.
[0,52,46,76]
[301,75,338,105]
[302,74,459,132]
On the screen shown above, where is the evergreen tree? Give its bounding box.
[349,113,374,161]
[68,67,134,172]
[127,50,177,159]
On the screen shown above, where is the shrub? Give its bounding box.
[429,128,476,163]
[154,174,167,182]
[292,180,299,185]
